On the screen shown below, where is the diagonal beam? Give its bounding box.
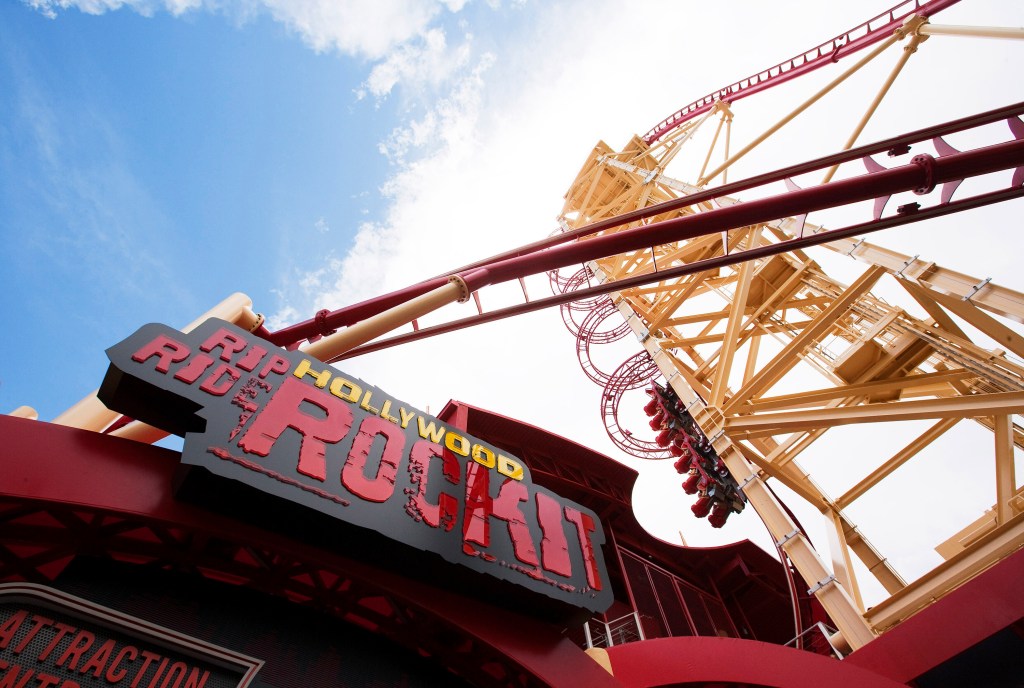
[917,286,1024,360]
[726,391,1024,439]
[711,229,763,406]
[725,265,887,409]
[836,418,961,509]
[737,369,974,413]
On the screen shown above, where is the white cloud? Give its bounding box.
[26,0,463,60]
[359,27,473,100]
[260,0,444,59]
[30,0,1024,608]
[377,49,492,164]
[27,0,197,18]
[268,0,1024,611]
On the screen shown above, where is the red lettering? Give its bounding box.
[106,646,138,683]
[406,440,459,531]
[491,479,538,566]
[10,614,52,654]
[131,335,190,374]
[158,661,187,688]
[341,416,405,502]
[0,664,33,688]
[37,623,75,662]
[198,363,241,396]
[130,652,160,688]
[199,328,247,362]
[78,638,116,678]
[172,354,215,385]
[34,674,59,688]
[535,493,572,577]
[237,377,353,481]
[181,668,208,688]
[235,345,267,372]
[564,507,603,591]
[0,610,26,650]
[55,631,94,670]
[145,658,169,688]
[462,468,538,566]
[258,355,289,379]
[462,462,491,552]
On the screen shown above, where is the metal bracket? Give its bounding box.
[894,254,919,278]
[775,529,800,548]
[844,238,865,256]
[911,154,936,195]
[963,277,992,302]
[739,473,760,491]
[247,312,266,333]
[807,574,837,596]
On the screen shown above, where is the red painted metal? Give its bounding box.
[335,185,1024,361]
[444,102,1022,280]
[553,265,608,339]
[266,277,450,346]
[844,547,1024,683]
[269,103,1021,352]
[599,352,668,459]
[0,415,623,688]
[471,137,1024,287]
[605,636,908,688]
[574,299,632,387]
[330,124,1024,361]
[642,0,963,144]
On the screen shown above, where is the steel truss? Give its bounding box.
[38,0,1024,658]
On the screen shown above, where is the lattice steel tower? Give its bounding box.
[553,0,1024,652]
[36,0,1024,658]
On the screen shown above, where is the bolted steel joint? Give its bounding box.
[314,309,336,337]
[911,153,936,195]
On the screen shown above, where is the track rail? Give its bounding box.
[266,102,1022,351]
[320,106,1024,361]
[642,0,961,145]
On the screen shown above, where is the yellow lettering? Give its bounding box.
[329,376,361,402]
[417,418,446,443]
[471,444,495,468]
[360,390,380,415]
[498,455,524,481]
[293,358,331,388]
[399,407,416,429]
[379,399,400,424]
[445,433,470,456]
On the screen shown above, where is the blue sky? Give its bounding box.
[2,0,1023,592]
[0,1,475,412]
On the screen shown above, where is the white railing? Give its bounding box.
[785,621,844,659]
[583,612,645,648]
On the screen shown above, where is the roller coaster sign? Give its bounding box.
[99,318,611,614]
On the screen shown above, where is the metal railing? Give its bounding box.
[583,612,645,649]
[785,621,844,659]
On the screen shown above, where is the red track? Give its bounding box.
[642,0,962,144]
[268,103,1024,358]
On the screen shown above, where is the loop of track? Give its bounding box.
[576,299,633,386]
[643,0,962,144]
[600,351,670,459]
[549,265,615,338]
